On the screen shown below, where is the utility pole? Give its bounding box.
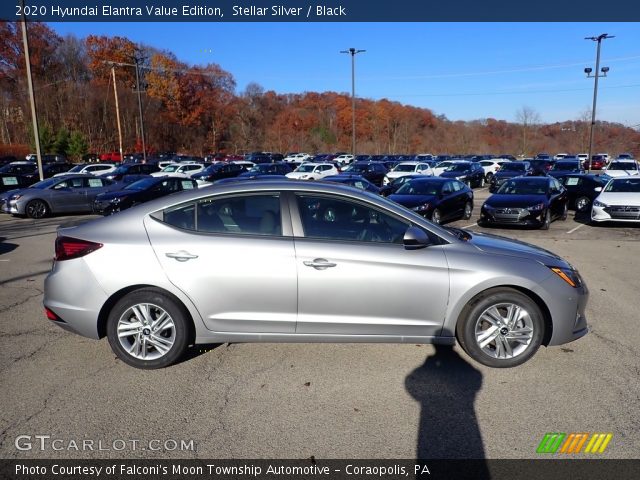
[133,55,147,162]
[20,0,44,181]
[584,33,613,173]
[111,67,124,162]
[340,48,365,157]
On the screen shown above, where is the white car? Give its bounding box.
[478,159,511,182]
[284,153,311,162]
[334,154,354,165]
[433,160,468,176]
[602,160,640,178]
[53,163,116,177]
[383,162,433,185]
[151,163,204,178]
[577,153,589,164]
[597,153,610,163]
[591,176,640,223]
[285,163,338,180]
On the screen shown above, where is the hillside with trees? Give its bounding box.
[1,22,639,159]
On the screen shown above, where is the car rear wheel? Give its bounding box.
[431,208,442,225]
[456,288,544,368]
[25,199,49,219]
[485,172,494,183]
[540,210,551,230]
[575,196,590,211]
[478,176,485,188]
[462,202,473,220]
[106,289,191,369]
[560,203,568,221]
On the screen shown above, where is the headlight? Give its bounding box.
[383,176,390,185]
[549,266,582,288]
[527,203,545,211]
[110,197,122,204]
[456,176,465,181]
[482,203,493,210]
[593,199,607,208]
[412,203,431,211]
[9,194,22,201]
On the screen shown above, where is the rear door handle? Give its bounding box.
[165,251,198,262]
[303,258,337,270]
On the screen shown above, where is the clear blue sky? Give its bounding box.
[51,22,640,127]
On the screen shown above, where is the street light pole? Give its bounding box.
[133,55,147,163]
[584,33,613,173]
[340,48,365,157]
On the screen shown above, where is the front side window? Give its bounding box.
[161,193,282,236]
[296,195,408,244]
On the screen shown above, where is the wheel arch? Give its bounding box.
[25,197,51,216]
[97,284,196,344]
[454,285,553,346]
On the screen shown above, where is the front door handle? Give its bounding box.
[303,258,337,270]
[165,251,198,262]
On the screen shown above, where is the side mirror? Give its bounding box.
[594,186,602,192]
[403,226,432,250]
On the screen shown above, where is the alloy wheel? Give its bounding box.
[474,303,534,359]
[116,303,176,360]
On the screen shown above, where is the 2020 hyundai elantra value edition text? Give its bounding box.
[44,181,589,369]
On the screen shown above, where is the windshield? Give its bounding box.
[295,164,316,173]
[552,162,580,171]
[344,163,367,173]
[67,165,85,173]
[125,178,157,190]
[604,178,640,192]
[0,164,36,174]
[393,164,417,172]
[608,162,637,171]
[435,162,452,169]
[396,181,441,196]
[500,163,526,172]
[444,164,470,172]
[201,164,221,174]
[30,178,59,189]
[497,179,548,195]
[162,165,180,172]
[248,164,271,173]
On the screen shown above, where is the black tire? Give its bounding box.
[431,208,442,225]
[462,201,473,220]
[575,196,591,212]
[485,172,494,183]
[456,288,545,368]
[540,210,551,230]
[560,203,568,221]
[479,176,485,188]
[25,199,49,219]
[106,289,191,369]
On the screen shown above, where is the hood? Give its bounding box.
[286,171,313,179]
[388,194,438,208]
[494,170,525,180]
[469,231,567,267]
[605,170,639,178]
[484,194,547,208]
[440,171,470,178]
[95,189,134,201]
[596,192,640,206]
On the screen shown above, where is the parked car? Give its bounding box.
[321,174,381,194]
[1,174,118,218]
[602,160,640,178]
[554,153,568,161]
[0,156,17,166]
[379,175,423,197]
[384,162,434,185]
[0,161,73,183]
[439,162,486,188]
[433,160,466,177]
[94,176,198,215]
[101,163,160,181]
[340,161,387,186]
[286,163,339,181]
[577,154,589,165]
[43,180,588,369]
[528,159,555,175]
[555,173,610,211]
[591,176,640,224]
[481,176,568,230]
[585,155,607,170]
[54,163,116,177]
[334,154,354,165]
[151,163,204,178]
[489,161,531,192]
[283,153,311,163]
[478,159,511,183]
[238,162,293,178]
[616,153,634,160]
[191,162,248,186]
[548,160,584,177]
[99,152,122,162]
[389,177,473,224]
[0,173,32,193]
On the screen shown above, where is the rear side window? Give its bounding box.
[161,193,282,236]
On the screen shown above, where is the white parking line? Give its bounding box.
[461,223,479,229]
[0,259,10,262]
[566,223,587,234]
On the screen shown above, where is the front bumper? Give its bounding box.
[591,204,640,223]
[480,207,546,226]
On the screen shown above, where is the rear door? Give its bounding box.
[144,192,297,333]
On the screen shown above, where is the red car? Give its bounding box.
[583,155,606,170]
[99,152,122,162]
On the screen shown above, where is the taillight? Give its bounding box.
[55,236,103,261]
[45,307,60,321]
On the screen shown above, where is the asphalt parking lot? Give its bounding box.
[1,187,639,460]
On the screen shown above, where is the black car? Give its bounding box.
[489,161,531,192]
[244,153,272,164]
[93,176,197,215]
[439,162,486,188]
[528,159,555,175]
[322,175,381,194]
[101,163,160,181]
[191,162,248,184]
[480,176,568,230]
[0,156,18,166]
[555,173,609,212]
[214,174,290,185]
[340,161,388,186]
[0,162,72,184]
[238,162,292,178]
[0,173,32,193]
[389,177,473,225]
[548,160,584,178]
[379,174,424,196]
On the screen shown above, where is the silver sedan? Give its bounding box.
[44,181,589,369]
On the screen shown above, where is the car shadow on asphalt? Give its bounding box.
[176,342,225,365]
[0,236,18,255]
[405,345,490,477]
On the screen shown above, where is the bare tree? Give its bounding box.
[516,106,540,156]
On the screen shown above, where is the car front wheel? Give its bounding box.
[540,210,551,230]
[575,196,591,211]
[26,199,49,219]
[456,288,545,368]
[106,289,191,369]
